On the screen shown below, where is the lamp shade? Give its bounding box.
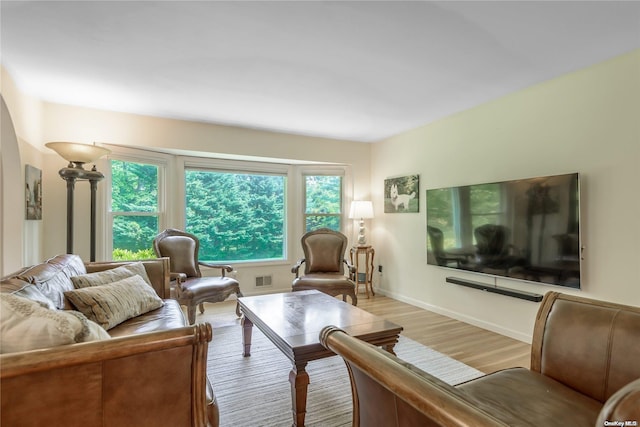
[46,142,111,164]
[349,201,374,219]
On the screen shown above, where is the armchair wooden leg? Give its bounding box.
[199,303,205,314]
[235,290,244,317]
[187,304,197,325]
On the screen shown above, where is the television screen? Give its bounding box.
[426,173,581,289]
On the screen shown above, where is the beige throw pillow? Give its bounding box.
[64,274,164,330]
[0,293,110,354]
[70,262,152,289]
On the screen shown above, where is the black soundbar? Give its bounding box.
[446,277,543,302]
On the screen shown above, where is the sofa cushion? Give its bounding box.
[65,275,164,330]
[0,293,110,354]
[0,278,57,309]
[71,262,152,288]
[107,299,187,337]
[15,254,87,309]
[457,367,602,427]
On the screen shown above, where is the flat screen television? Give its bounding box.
[426,173,581,289]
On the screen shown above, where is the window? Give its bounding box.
[184,168,286,262]
[469,183,502,237]
[304,175,343,232]
[109,159,161,260]
[426,183,502,249]
[105,152,350,264]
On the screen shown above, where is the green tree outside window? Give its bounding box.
[185,169,286,262]
[111,160,159,260]
[304,175,342,232]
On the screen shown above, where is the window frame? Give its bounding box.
[179,156,292,267]
[302,172,345,233]
[102,149,354,266]
[468,183,504,244]
[295,165,352,263]
[103,148,169,260]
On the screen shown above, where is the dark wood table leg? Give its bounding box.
[241,315,253,357]
[289,361,309,427]
[384,340,398,356]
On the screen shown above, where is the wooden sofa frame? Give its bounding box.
[320,291,640,426]
[1,324,214,427]
[1,257,217,427]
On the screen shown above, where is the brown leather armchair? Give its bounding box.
[291,228,358,305]
[427,225,471,267]
[474,224,525,273]
[154,228,243,324]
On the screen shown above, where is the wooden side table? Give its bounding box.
[350,245,375,298]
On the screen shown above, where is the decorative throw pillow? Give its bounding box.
[0,293,110,354]
[64,274,164,330]
[70,262,152,289]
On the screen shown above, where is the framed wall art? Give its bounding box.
[25,164,42,220]
[384,174,419,213]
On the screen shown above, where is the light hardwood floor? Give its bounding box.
[356,294,531,374]
[199,293,531,374]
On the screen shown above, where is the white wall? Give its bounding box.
[1,68,373,293]
[371,50,640,342]
[37,103,372,294]
[1,96,23,274]
[3,51,638,340]
[1,68,47,274]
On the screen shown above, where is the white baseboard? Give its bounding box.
[374,288,532,344]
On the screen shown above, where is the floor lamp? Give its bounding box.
[46,142,111,262]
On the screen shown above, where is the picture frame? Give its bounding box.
[25,164,42,220]
[384,174,419,213]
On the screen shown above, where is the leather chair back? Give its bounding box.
[531,292,640,403]
[474,224,509,256]
[427,226,447,266]
[154,229,201,278]
[301,228,348,275]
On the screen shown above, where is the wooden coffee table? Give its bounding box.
[238,290,403,427]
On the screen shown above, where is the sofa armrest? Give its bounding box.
[319,326,508,427]
[1,323,217,427]
[343,258,356,276]
[199,262,233,277]
[597,378,640,426]
[291,258,305,277]
[172,271,187,283]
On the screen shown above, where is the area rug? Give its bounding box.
[207,325,483,427]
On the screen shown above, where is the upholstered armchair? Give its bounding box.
[427,225,471,267]
[291,228,358,305]
[154,228,243,324]
[474,224,524,273]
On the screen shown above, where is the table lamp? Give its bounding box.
[349,200,374,246]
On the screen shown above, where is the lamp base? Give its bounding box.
[357,219,367,245]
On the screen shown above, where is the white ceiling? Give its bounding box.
[2,1,639,142]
